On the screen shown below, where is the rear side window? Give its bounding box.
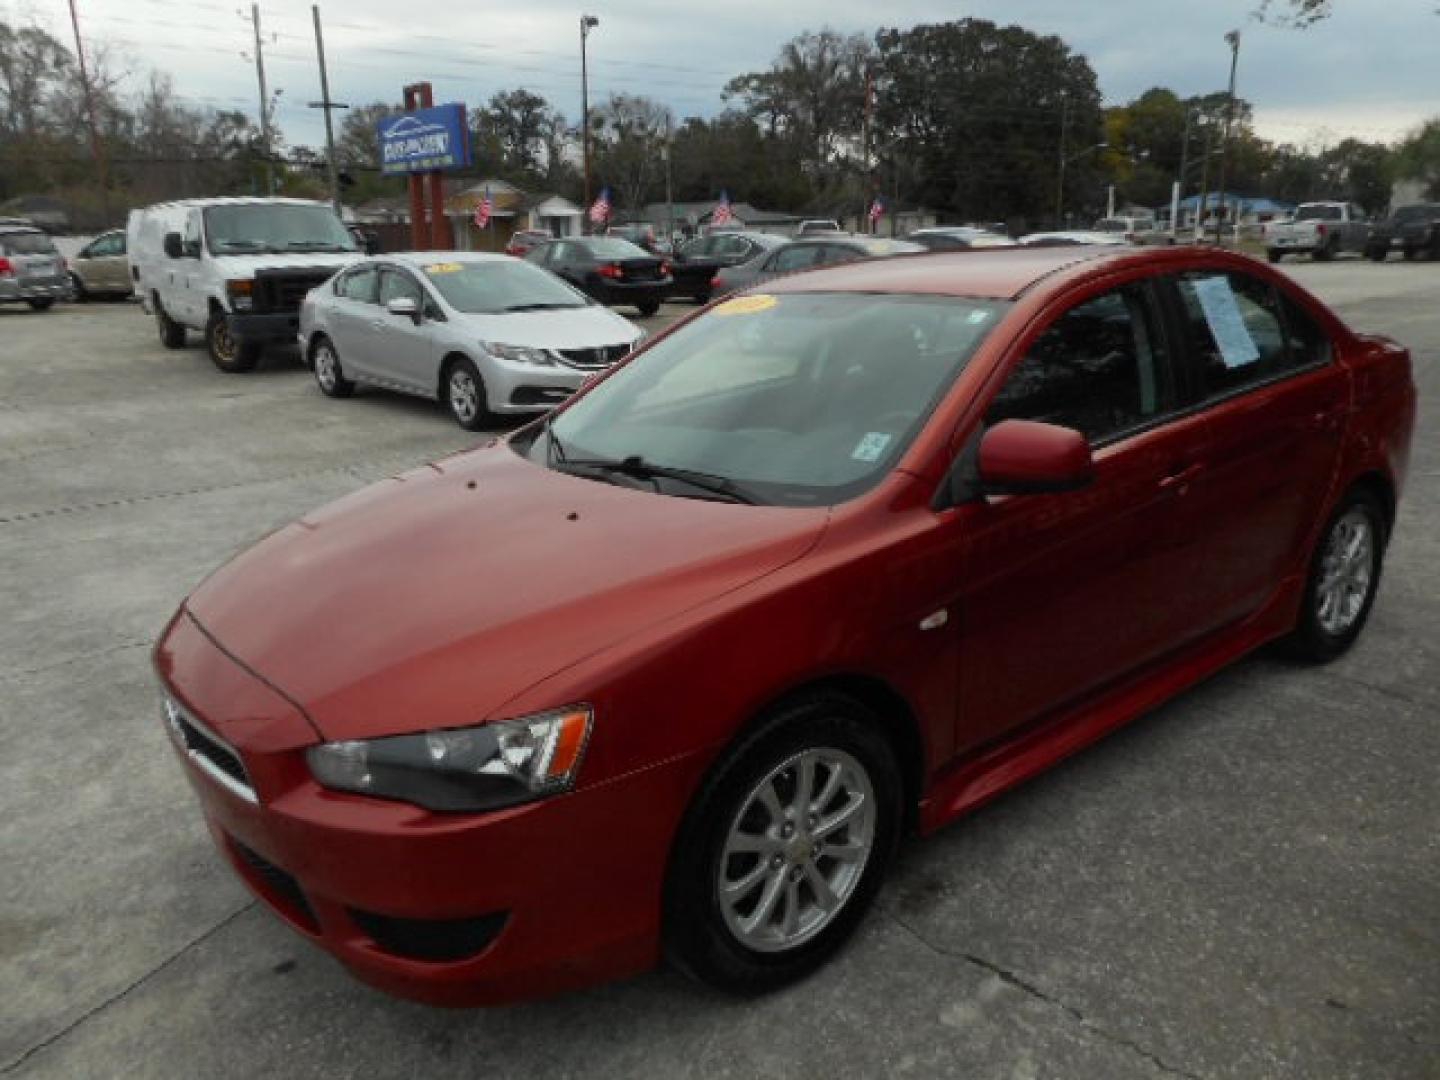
[338,266,379,303]
[771,246,822,273]
[1173,271,1317,398]
[987,285,1171,444]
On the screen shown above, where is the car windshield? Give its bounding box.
[539,291,1007,506]
[1295,205,1343,221]
[420,259,591,313]
[2,231,57,254]
[205,204,358,253]
[585,238,651,259]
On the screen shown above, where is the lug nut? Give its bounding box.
[770,854,784,870]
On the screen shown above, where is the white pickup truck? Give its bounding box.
[1263,201,1370,263]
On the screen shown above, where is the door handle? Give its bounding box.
[1158,463,1204,492]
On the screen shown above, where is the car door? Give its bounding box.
[326,265,382,377]
[90,232,129,291]
[177,208,207,325]
[371,267,434,392]
[951,278,1215,751]
[1160,267,1347,633]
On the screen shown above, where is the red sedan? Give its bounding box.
[154,246,1415,1005]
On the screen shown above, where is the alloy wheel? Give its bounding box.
[449,369,479,423]
[315,343,338,392]
[1316,508,1375,636]
[717,747,875,953]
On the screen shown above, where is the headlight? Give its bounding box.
[306,705,592,813]
[485,342,556,366]
[225,278,254,311]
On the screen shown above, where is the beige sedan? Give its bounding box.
[70,229,132,299]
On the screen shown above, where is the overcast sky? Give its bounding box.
[9,0,1438,150]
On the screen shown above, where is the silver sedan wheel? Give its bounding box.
[1316,509,1375,635]
[314,342,339,392]
[449,368,479,423]
[718,747,875,954]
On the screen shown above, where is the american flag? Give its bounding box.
[868,196,885,226]
[711,190,734,228]
[473,187,493,230]
[588,187,612,226]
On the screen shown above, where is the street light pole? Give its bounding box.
[1213,30,1242,246]
[580,14,599,227]
[308,5,349,213]
[1055,95,1069,227]
[250,3,275,195]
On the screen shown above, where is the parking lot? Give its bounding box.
[2,261,1437,1079]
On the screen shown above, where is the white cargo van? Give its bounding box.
[128,198,369,372]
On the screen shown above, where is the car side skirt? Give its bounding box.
[918,572,1303,835]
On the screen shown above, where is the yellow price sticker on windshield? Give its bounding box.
[713,294,777,316]
[424,262,463,274]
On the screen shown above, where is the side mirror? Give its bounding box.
[978,420,1093,496]
[163,232,184,259]
[386,296,420,322]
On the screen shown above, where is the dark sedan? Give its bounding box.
[526,236,672,316]
[714,236,925,296]
[670,231,785,303]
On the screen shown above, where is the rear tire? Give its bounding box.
[26,298,55,311]
[1401,246,1418,262]
[693,290,712,305]
[70,273,90,301]
[311,336,355,399]
[155,298,186,348]
[663,693,903,995]
[637,300,661,317]
[206,309,261,373]
[1367,247,1387,263]
[1313,238,1337,262]
[1283,488,1387,663]
[1266,249,1283,264]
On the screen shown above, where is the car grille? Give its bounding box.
[253,269,336,313]
[556,343,630,370]
[230,839,318,931]
[163,697,257,803]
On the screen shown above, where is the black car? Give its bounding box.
[526,236,672,316]
[669,231,785,303]
[1365,203,1440,262]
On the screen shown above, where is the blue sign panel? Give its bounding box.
[377,104,471,175]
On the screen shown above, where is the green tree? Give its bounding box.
[591,93,673,213]
[1394,118,1440,199]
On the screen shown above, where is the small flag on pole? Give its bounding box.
[711,190,734,228]
[473,187,493,230]
[868,196,885,227]
[588,187,612,226]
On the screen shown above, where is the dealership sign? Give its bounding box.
[377,104,471,175]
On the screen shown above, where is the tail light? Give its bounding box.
[660,261,671,276]
[1316,223,1327,237]
[710,275,723,289]
[0,256,13,277]
[598,263,623,280]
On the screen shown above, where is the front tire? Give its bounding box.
[26,297,55,311]
[664,693,903,994]
[636,300,661,317]
[1367,247,1387,263]
[206,309,261,373]
[443,357,494,431]
[311,336,355,398]
[1284,488,1387,662]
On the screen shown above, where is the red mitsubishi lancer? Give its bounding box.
[154,246,1415,1005]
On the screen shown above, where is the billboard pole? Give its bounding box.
[403,84,426,250]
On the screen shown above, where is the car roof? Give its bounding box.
[762,245,1172,301]
[136,197,332,211]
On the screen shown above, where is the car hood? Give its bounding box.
[450,305,642,349]
[209,252,362,279]
[185,443,827,741]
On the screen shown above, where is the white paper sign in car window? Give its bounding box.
[1191,275,1260,370]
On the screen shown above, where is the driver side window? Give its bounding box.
[986,285,1171,444]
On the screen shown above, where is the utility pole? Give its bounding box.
[1174,106,1193,238]
[308,5,348,212]
[580,14,599,224]
[66,0,109,224]
[1055,95,1070,227]
[862,64,874,233]
[1196,118,1214,242]
[1214,30,1242,246]
[250,4,276,195]
[663,115,674,248]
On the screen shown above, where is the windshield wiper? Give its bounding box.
[214,240,271,252]
[500,302,586,312]
[282,241,350,252]
[558,454,758,505]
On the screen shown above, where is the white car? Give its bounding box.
[1018,230,1131,247]
[298,252,644,430]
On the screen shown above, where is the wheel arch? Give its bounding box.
[1346,469,1396,540]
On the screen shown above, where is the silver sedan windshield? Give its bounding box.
[420,260,592,314]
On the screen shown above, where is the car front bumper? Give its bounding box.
[228,311,304,347]
[154,608,706,1006]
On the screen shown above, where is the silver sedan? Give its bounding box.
[298,252,644,430]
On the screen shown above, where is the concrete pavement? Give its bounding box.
[1,265,1436,1079]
